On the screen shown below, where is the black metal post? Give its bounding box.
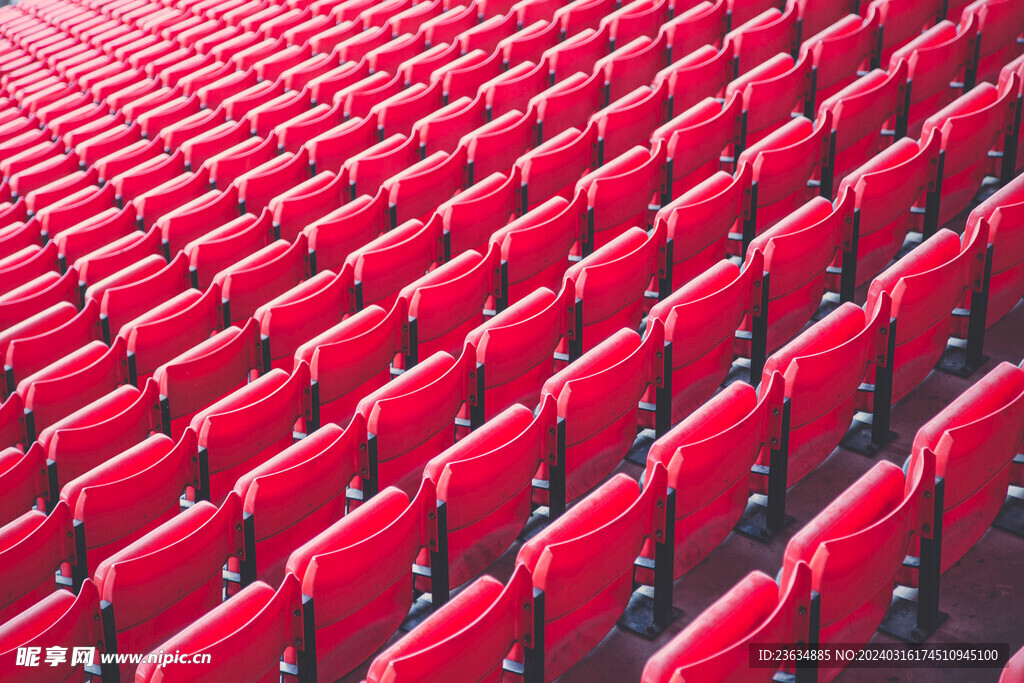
[430,500,450,609]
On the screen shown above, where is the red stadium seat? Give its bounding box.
[284,482,433,681]
[464,288,570,420]
[562,224,666,354]
[741,193,853,353]
[540,327,663,500]
[921,76,1018,226]
[592,81,669,167]
[18,337,128,442]
[960,0,1024,85]
[641,561,812,682]
[354,349,473,495]
[153,319,261,438]
[44,380,163,489]
[304,189,388,274]
[254,268,353,371]
[0,579,104,682]
[190,364,311,504]
[295,301,408,428]
[957,175,1024,332]
[757,296,891,488]
[59,431,197,575]
[438,167,519,256]
[212,235,308,326]
[906,362,1024,573]
[421,402,551,587]
[3,298,102,395]
[366,565,535,683]
[888,18,977,137]
[345,216,444,311]
[643,373,784,578]
[652,94,743,199]
[646,253,764,423]
[515,466,668,679]
[575,143,666,250]
[94,494,243,680]
[0,442,47,527]
[725,52,814,147]
[736,112,834,242]
[726,6,800,77]
[832,133,941,289]
[398,245,500,364]
[779,456,933,681]
[862,227,986,407]
[0,502,74,624]
[233,423,361,585]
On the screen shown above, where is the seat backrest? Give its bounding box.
[355,349,472,495]
[654,43,733,119]
[423,401,553,587]
[576,142,666,250]
[541,326,662,499]
[648,253,762,422]
[727,52,813,142]
[0,578,104,683]
[909,362,1024,571]
[299,301,409,428]
[0,503,75,624]
[22,336,128,441]
[801,10,879,99]
[563,223,665,353]
[345,215,444,311]
[153,318,261,437]
[837,133,940,284]
[760,296,890,487]
[641,562,812,683]
[285,482,431,682]
[652,94,743,199]
[592,80,669,165]
[490,192,585,304]
[746,192,853,351]
[365,565,534,683]
[0,442,47,527]
[234,421,362,585]
[438,167,519,257]
[215,233,309,325]
[645,374,783,578]
[657,0,727,64]
[780,454,933,643]
[921,76,1015,179]
[725,6,799,76]
[465,287,570,419]
[399,244,500,363]
[817,64,907,178]
[44,380,161,487]
[516,466,667,680]
[192,364,312,504]
[654,167,752,285]
[4,297,102,391]
[962,173,1024,325]
[255,268,354,371]
[123,284,224,384]
[61,431,198,574]
[94,494,243,679]
[459,108,535,184]
[516,123,597,211]
[136,575,302,683]
[304,188,388,274]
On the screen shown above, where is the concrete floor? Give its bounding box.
[339,193,1024,682]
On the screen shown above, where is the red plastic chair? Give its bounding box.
[906,362,1024,574]
[232,423,359,584]
[60,431,197,575]
[642,561,812,682]
[93,494,243,681]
